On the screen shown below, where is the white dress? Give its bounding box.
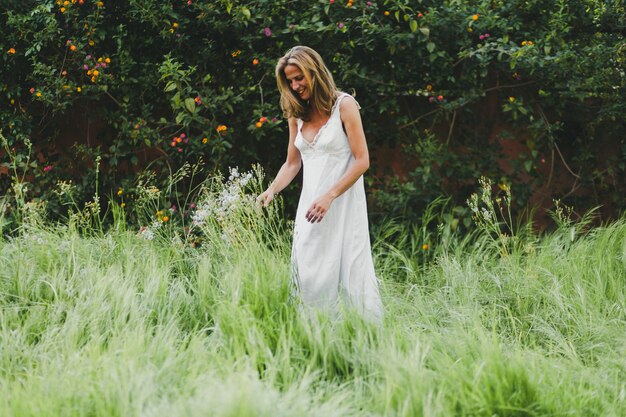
[291,93,383,322]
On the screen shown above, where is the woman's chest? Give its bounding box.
[300,117,331,144]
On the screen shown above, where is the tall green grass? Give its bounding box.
[1,175,625,416]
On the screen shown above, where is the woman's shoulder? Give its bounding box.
[336,91,361,113]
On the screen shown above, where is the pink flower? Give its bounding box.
[101,62,107,68]
[43,165,53,172]
[86,54,92,59]
[83,65,89,70]
[264,27,272,37]
[338,22,345,29]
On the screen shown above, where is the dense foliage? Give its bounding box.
[1,0,624,229]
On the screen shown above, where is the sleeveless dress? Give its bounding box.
[292,93,383,322]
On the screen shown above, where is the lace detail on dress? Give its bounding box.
[297,93,351,148]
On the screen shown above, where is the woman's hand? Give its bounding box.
[257,189,275,207]
[306,193,335,223]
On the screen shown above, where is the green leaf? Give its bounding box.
[409,20,417,33]
[524,160,533,172]
[241,7,251,20]
[419,27,430,37]
[164,81,177,92]
[184,97,196,113]
[426,42,435,53]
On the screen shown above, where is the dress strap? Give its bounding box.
[333,93,361,123]
[335,93,361,114]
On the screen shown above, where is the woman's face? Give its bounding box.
[284,64,311,101]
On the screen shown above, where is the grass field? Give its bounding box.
[1,178,625,416]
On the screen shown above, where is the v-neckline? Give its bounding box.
[300,116,331,147]
[298,94,343,147]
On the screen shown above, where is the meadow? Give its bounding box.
[1,172,625,417]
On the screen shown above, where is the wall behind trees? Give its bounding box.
[1,0,624,227]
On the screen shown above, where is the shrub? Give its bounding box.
[1,0,624,229]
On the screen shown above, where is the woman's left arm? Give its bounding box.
[305,97,370,223]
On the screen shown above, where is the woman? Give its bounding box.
[257,46,382,322]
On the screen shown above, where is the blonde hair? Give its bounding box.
[275,46,339,121]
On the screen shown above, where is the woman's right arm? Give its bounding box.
[257,117,302,207]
